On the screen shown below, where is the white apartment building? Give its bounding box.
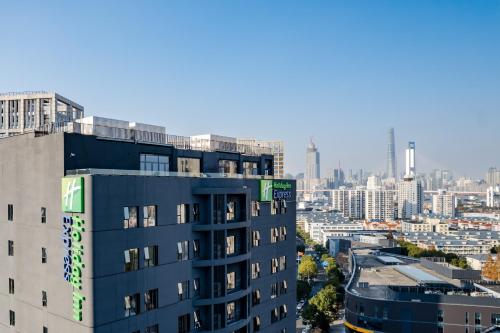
[397,179,423,219]
[331,187,365,220]
[365,190,395,221]
[487,185,500,208]
[432,189,456,217]
[401,219,449,234]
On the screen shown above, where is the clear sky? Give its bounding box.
[2,1,499,178]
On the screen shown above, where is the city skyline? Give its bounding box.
[1,1,499,177]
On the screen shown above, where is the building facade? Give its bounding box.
[0,120,296,332]
[397,180,423,219]
[432,190,456,217]
[365,190,395,221]
[305,139,320,191]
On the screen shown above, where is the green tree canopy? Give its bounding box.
[298,255,318,280]
[309,284,338,322]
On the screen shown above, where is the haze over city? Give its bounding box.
[1,1,499,177]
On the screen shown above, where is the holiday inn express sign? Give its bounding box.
[61,176,86,322]
[259,179,293,201]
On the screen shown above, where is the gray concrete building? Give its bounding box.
[0,115,296,333]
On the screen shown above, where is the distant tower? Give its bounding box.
[405,141,416,179]
[386,128,397,179]
[305,139,320,190]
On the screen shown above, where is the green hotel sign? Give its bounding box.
[259,179,293,201]
[62,177,84,213]
[61,176,86,322]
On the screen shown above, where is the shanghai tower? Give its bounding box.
[386,127,397,179]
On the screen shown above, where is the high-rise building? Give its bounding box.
[305,139,320,191]
[365,190,396,221]
[366,175,382,190]
[386,127,397,179]
[432,189,456,217]
[0,91,84,137]
[486,167,500,186]
[486,186,500,208]
[404,141,416,179]
[398,141,422,219]
[0,111,296,332]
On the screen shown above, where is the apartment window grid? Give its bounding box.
[123,206,138,228]
[251,201,260,217]
[271,199,287,215]
[8,240,14,256]
[177,241,189,261]
[144,245,158,267]
[42,247,47,263]
[41,207,47,224]
[140,153,169,172]
[8,204,13,221]
[144,289,158,310]
[143,205,157,227]
[9,278,14,294]
[124,248,139,271]
[124,293,140,317]
[178,280,190,301]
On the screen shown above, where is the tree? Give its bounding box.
[297,280,312,300]
[297,243,306,254]
[302,303,330,332]
[298,255,318,280]
[309,284,338,322]
[483,255,499,281]
[314,244,328,257]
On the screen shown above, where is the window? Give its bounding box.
[226,202,235,221]
[251,201,260,217]
[271,258,279,274]
[178,280,190,301]
[279,256,286,271]
[42,247,47,263]
[43,327,48,333]
[145,289,158,310]
[145,325,159,333]
[227,302,235,322]
[280,280,287,295]
[177,157,200,173]
[437,310,444,322]
[42,290,47,307]
[271,228,279,243]
[213,195,224,224]
[280,304,287,319]
[143,205,157,227]
[9,310,15,326]
[8,204,13,221]
[226,235,235,255]
[219,160,238,174]
[475,312,481,325]
[271,200,287,215]
[279,226,287,241]
[280,199,287,214]
[177,204,189,224]
[41,207,47,224]
[251,262,260,279]
[194,309,202,329]
[253,316,261,331]
[271,283,278,298]
[227,271,236,291]
[193,240,200,258]
[144,245,158,267]
[383,308,388,320]
[271,307,279,323]
[140,153,169,172]
[252,230,261,247]
[243,161,258,176]
[193,204,200,222]
[123,206,138,228]
[492,313,500,326]
[193,278,200,297]
[178,313,190,333]
[124,248,139,272]
[252,289,261,306]
[124,293,140,317]
[466,312,469,324]
[9,278,14,294]
[177,241,189,261]
[8,240,14,256]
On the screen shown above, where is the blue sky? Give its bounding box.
[1,1,499,177]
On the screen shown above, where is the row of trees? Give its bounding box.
[398,240,470,268]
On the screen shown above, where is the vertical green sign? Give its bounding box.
[259,179,273,202]
[62,177,85,213]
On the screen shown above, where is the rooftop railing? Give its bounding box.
[66,168,273,180]
[32,121,273,156]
